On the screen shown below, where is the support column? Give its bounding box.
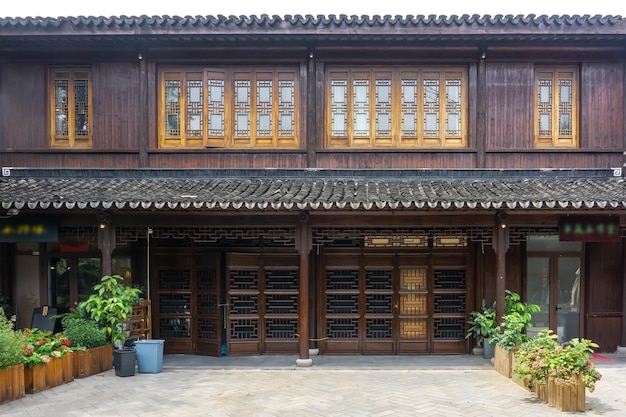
[296,214,312,367]
[97,222,115,278]
[138,53,149,168]
[494,215,509,323]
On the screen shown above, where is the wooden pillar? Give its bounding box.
[138,53,149,168]
[296,214,312,366]
[493,216,509,323]
[97,222,115,277]
[476,49,487,169]
[306,50,317,168]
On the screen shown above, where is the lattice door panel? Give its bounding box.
[433,268,467,352]
[195,261,220,356]
[399,268,429,341]
[364,269,393,340]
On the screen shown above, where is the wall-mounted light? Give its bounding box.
[308,51,314,59]
[497,211,508,229]
[481,52,486,60]
[138,53,143,60]
[99,223,107,229]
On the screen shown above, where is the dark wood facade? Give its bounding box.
[1,14,625,358]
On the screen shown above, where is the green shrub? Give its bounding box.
[0,307,24,369]
[61,317,108,349]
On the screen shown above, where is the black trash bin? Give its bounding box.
[113,348,136,377]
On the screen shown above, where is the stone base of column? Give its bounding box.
[296,358,313,367]
[308,348,319,356]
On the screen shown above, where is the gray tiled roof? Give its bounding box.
[1,169,624,212]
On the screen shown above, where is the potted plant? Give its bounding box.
[0,308,25,404]
[466,299,497,359]
[513,329,602,412]
[61,317,111,378]
[492,290,540,377]
[80,275,142,377]
[21,328,72,393]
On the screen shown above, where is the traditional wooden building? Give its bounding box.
[1,14,625,363]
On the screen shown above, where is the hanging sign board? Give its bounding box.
[559,216,620,242]
[0,217,58,242]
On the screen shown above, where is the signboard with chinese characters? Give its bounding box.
[0,217,58,242]
[559,216,620,242]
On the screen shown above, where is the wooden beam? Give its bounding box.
[306,51,317,168]
[98,224,116,277]
[139,53,148,168]
[493,222,509,324]
[297,215,312,363]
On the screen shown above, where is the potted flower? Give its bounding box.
[513,329,602,412]
[80,275,142,377]
[466,299,497,359]
[61,317,111,378]
[491,290,540,377]
[21,328,72,393]
[0,308,25,404]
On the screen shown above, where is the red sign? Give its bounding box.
[559,216,620,242]
[60,243,90,252]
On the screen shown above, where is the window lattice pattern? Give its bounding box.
[423,78,440,137]
[445,79,462,136]
[265,293,298,315]
[278,80,295,136]
[326,293,359,314]
[434,270,466,290]
[400,269,427,291]
[197,318,218,340]
[165,80,181,136]
[432,235,467,248]
[364,235,428,248]
[159,317,191,338]
[186,79,203,137]
[326,270,359,291]
[365,270,392,290]
[326,318,358,339]
[54,79,69,136]
[558,79,573,136]
[434,293,466,314]
[229,270,258,291]
[234,80,251,137]
[197,292,217,316]
[353,79,370,137]
[73,77,90,137]
[400,318,427,339]
[197,269,217,292]
[366,318,392,339]
[365,293,392,314]
[331,80,348,136]
[158,293,191,314]
[230,294,259,315]
[401,79,418,136]
[158,269,191,291]
[400,293,427,315]
[265,318,298,339]
[375,79,392,136]
[256,79,272,137]
[537,79,553,137]
[230,319,258,340]
[207,78,225,136]
[265,269,298,290]
[434,317,465,339]
[59,226,98,245]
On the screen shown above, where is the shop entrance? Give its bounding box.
[319,251,469,354]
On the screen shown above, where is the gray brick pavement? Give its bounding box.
[1,358,625,417]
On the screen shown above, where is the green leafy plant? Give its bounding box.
[513,329,602,393]
[466,299,497,347]
[80,274,142,347]
[0,307,24,369]
[61,317,108,350]
[21,328,72,368]
[492,290,540,351]
[0,294,15,319]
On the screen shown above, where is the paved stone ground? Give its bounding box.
[1,357,625,417]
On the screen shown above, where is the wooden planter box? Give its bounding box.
[547,376,586,412]
[24,364,47,394]
[23,355,75,394]
[62,353,74,384]
[494,345,514,378]
[0,364,25,404]
[73,345,113,378]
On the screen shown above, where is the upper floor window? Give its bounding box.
[325,67,467,148]
[159,67,299,148]
[534,66,578,148]
[50,69,92,147]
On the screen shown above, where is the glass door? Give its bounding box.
[526,237,582,342]
[49,256,101,311]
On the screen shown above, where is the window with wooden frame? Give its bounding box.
[325,67,467,148]
[534,66,578,148]
[49,69,92,148]
[159,67,299,148]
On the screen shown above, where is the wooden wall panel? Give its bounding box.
[586,316,621,353]
[580,63,624,150]
[0,64,47,148]
[316,152,476,169]
[92,63,141,150]
[148,152,308,168]
[486,152,622,169]
[1,153,140,168]
[485,63,534,150]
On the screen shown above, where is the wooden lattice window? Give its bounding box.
[49,69,92,148]
[159,67,299,148]
[325,67,467,148]
[534,66,578,148]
